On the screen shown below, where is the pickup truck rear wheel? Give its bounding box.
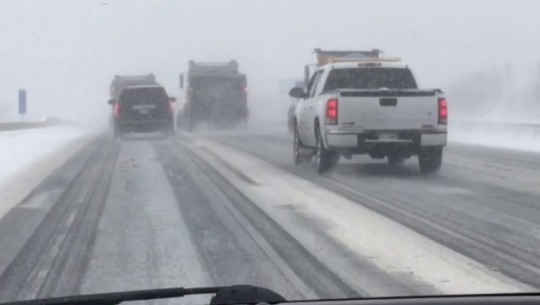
[419,147,443,173]
[315,128,337,173]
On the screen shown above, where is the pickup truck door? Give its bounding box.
[300,70,324,146]
[298,71,321,146]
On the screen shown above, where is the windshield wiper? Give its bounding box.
[2,285,287,305]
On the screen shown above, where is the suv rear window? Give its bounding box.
[119,87,168,106]
[324,68,418,91]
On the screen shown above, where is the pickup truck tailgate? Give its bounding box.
[337,90,439,130]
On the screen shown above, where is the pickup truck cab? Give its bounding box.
[290,60,447,173]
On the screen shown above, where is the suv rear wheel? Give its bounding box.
[114,125,123,139]
[164,123,175,138]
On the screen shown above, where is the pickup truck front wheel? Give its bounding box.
[315,129,337,173]
[293,127,304,165]
[419,147,443,174]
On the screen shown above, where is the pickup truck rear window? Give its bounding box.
[323,68,418,91]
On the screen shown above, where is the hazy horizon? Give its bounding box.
[0,0,538,124]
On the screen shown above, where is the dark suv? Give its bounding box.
[109,85,176,138]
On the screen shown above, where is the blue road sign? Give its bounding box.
[18,90,26,115]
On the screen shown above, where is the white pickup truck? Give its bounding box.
[289,60,447,173]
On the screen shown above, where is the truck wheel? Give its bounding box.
[237,118,248,130]
[387,154,405,165]
[314,128,336,173]
[328,152,340,167]
[419,147,443,174]
[165,124,175,138]
[293,127,306,165]
[368,152,385,160]
[117,130,126,140]
[114,126,123,139]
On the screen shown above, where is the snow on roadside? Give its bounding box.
[0,116,48,123]
[0,126,94,220]
[450,127,540,153]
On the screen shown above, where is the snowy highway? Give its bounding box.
[1,0,540,303]
[0,126,540,301]
[0,127,539,302]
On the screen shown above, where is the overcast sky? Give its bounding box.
[0,0,538,124]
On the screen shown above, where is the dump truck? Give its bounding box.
[109,74,158,100]
[179,60,248,131]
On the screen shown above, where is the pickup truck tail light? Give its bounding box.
[326,98,338,125]
[114,103,122,118]
[438,98,448,125]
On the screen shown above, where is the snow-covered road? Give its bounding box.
[0,128,539,303]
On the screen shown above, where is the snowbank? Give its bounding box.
[0,126,94,220]
[450,121,540,152]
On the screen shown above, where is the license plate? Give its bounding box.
[379,133,397,140]
[139,109,149,115]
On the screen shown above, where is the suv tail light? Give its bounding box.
[438,98,448,125]
[168,102,174,114]
[326,98,338,125]
[114,103,122,118]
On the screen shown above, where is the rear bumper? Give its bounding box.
[117,119,172,132]
[420,133,447,146]
[325,130,447,148]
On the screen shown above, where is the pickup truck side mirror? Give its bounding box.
[169,96,177,102]
[289,87,306,99]
[108,99,115,105]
